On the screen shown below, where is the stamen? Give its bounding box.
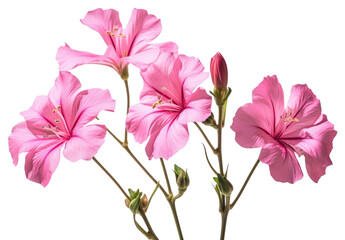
[106,31,112,35]
[280,108,299,123]
[55,119,60,123]
[113,27,118,31]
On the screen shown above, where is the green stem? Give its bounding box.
[92,157,158,239]
[230,159,260,209]
[169,200,184,240]
[160,158,172,194]
[160,158,184,240]
[123,79,130,146]
[194,122,217,154]
[92,157,129,200]
[217,105,224,176]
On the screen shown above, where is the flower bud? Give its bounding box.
[174,164,190,190]
[140,194,149,213]
[126,188,143,214]
[202,112,217,129]
[216,174,233,196]
[210,52,228,90]
[129,194,142,213]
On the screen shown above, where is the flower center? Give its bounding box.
[41,106,70,140]
[106,27,126,38]
[106,27,128,57]
[152,95,172,109]
[280,107,299,123]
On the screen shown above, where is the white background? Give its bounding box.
[1,0,344,239]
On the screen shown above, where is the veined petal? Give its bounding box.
[125,8,162,56]
[259,142,303,183]
[25,141,64,187]
[281,84,321,137]
[71,89,115,129]
[252,75,285,136]
[56,44,118,72]
[179,55,209,99]
[145,120,189,160]
[9,122,54,165]
[81,8,122,47]
[140,53,183,106]
[231,102,276,148]
[63,125,106,162]
[126,103,179,143]
[178,88,212,124]
[282,115,336,182]
[122,46,160,71]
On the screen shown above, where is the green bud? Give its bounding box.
[216,174,233,196]
[174,164,190,190]
[202,112,218,129]
[129,193,142,213]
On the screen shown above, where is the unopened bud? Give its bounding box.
[217,174,233,196]
[202,112,217,129]
[210,52,228,90]
[174,164,190,190]
[129,194,142,213]
[140,194,149,213]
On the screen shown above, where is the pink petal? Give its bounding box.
[281,84,321,137]
[63,125,106,162]
[252,75,285,136]
[179,54,209,99]
[48,71,81,131]
[122,46,160,70]
[140,52,183,106]
[25,141,64,187]
[145,120,189,160]
[9,122,53,165]
[81,8,122,47]
[231,102,277,148]
[56,44,118,72]
[125,8,162,55]
[282,115,336,182]
[178,88,212,124]
[126,103,179,143]
[71,88,115,129]
[259,142,303,183]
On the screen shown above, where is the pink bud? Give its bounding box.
[210,52,228,90]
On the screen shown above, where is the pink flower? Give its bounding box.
[231,75,336,183]
[8,72,115,187]
[126,53,212,159]
[56,8,178,78]
[210,52,228,90]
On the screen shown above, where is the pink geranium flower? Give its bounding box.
[231,75,336,183]
[126,53,212,159]
[56,8,177,77]
[8,72,115,187]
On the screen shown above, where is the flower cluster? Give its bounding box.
[8,7,337,240]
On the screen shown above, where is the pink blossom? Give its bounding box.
[126,53,212,159]
[231,75,336,183]
[210,52,228,90]
[8,72,115,187]
[56,8,177,77]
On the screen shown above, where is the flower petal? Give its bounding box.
[71,88,115,129]
[63,125,106,162]
[9,122,53,165]
[125,8,162,56]
[282,115,336,182]
[126,103,179,143]
[145,120,189,160]
[281,84,321,137]
[252,75,285,136]
[179,54,209,99]
[81,8,122,46]
[259,142,303,183]
[56,44,118,71]
[25,141,64,187]
[178,88,212,124]
[231,102,276,148]
[140,52,183,106]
